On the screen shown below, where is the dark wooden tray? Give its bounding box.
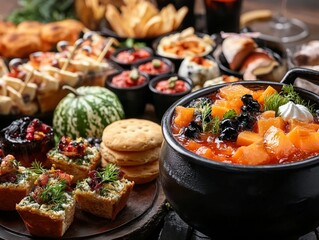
[0,180,167,240]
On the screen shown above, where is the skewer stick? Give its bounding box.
[97,38,114,62]
[62,39,84,71]
[19,69,34,94]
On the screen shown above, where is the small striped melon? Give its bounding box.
[53,86,124,142]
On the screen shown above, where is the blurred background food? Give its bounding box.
[7,0,76,24]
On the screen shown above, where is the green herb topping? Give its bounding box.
[264,84,315,115]
[129,69,139,80]
[98,164,120,184]
[152,59,161,68]
[40,180,67,210]
[168,76,178,89]
[30,161,46,175]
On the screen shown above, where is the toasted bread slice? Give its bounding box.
[0,181,34,211]
[74,178,134,219]
[0,156,37,211]
[47,146,101,183]
[16,197,75,238]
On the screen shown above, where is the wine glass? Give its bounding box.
[248,0,309,43]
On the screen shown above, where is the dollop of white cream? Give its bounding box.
[278,101,313,122]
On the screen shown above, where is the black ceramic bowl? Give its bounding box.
[152,31,215,70]
[160,68,319,239]
[149,73,193,120]
[134,56,175,80]
[105,70,150,118]
[110,47,154,70]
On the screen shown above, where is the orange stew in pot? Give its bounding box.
[172,84,319,165]
[111,70,146,88]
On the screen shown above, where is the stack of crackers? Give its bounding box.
[100,119,163,184]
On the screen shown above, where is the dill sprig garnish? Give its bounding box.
[198,103,220,134]
[211,116,220,134]
[281,85,315,114]
[201,103,212,132]
[40,180,67,210]
[98,164,120,184]
[281,85,303,104]
[223,109,237,119]
[30,161,46,175]
[264,93,289,114]
[264,84,315,115]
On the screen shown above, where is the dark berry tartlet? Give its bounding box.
[0,117,54,167]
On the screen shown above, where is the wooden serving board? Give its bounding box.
[0,180,167,240]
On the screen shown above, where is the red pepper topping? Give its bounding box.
[58,136,89,158]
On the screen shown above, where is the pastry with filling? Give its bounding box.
[47,136,101,183]
[16,169,75,238]
[74,163,134,219]
[0,154,37,211]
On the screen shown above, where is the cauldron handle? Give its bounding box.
[280,67,319,85]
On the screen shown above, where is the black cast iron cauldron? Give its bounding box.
[160,68,319,239]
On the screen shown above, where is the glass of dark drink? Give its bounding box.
[204,0,242,34]
[155,0,195,29]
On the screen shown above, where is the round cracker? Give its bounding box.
[100,142,160,166]
[102,119,163,152]
[120,160,159,184]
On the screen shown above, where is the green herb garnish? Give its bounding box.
[211,116,220,134]
[281,85,315,113]
[130,69,139,80]
[152,59,161,68]
[264,93,289,114]
[223,109,237,119]
[200,103,220,134]
[30,161,46,175]
[7,0,76,24]
[119,38,146,48]
[40,180,68,211]
[201,103,212,132]
[168,76,178,89]
[98,164,120,184]
[264,84,315,115]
